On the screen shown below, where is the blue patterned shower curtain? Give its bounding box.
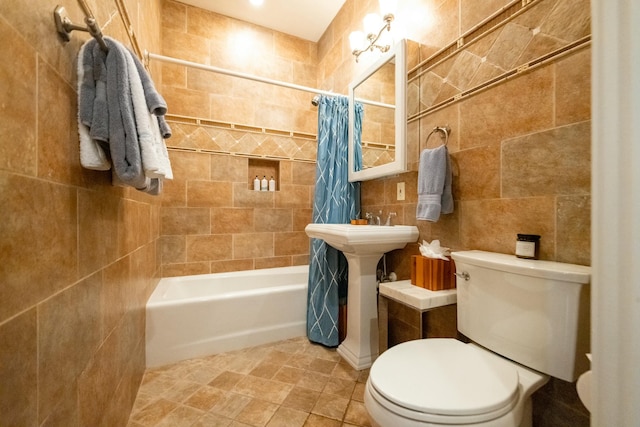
[307,95,362,347]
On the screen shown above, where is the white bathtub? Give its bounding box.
[146,265,309,367]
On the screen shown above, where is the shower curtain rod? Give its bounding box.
[145,52,394,109]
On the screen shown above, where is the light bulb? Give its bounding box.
[349,31,365,52]
[379,0,397,18]
[363,13,381,37]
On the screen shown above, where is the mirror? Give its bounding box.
[348,39,406,182]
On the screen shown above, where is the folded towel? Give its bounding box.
[416,145,453,222]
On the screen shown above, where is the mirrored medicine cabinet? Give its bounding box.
[348,39,407,182]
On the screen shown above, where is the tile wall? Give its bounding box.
[316,0,591,425]
[157,1,591,422]
[0,0,162,425]
[159,151,316,276]
[158,0,320,275]
[1,0,593,425]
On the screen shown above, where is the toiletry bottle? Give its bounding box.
[253,175,260,191]
[268,176,276,191]
[261,176,268,191]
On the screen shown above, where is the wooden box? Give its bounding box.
[411,255,456,290]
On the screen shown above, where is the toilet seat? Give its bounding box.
[367,339,520,424]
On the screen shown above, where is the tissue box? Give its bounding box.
[411,255,456,290]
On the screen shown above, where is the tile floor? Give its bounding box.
[127,337,372,427]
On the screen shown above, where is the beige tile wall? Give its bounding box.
[361,0,591,272]
[160,151,315,276]
[0,0,163,425]
[0,0,591,424]
[158,0,321,275]
[317,0,591,425]
[157,0,591,273]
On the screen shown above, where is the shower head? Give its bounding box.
[311,95,320,106]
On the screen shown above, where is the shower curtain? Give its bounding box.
[307,95,362,347]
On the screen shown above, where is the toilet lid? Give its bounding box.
[369,339,519,417]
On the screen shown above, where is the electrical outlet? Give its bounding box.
[397,182,405,201]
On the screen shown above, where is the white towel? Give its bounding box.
[416,145,453,222]
[124,48,173,180]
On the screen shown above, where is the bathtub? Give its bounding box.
[146,265,309,367]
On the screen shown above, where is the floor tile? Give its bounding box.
[235,398,279,426]
[323,377,356,399]
[281,387,321,412]
[130,398,178,425]
[303,414,341,426]
[307,358,338,375]
[156,405,205,426]
[192,412,233,426]
[249,361,282,379]
[210,371,246,391]
[273,365,306,384]
[210,391,252,419]
[127,338,372,427]
[184,385,225,411]
[233,375,294,404]
[343,401,371,427]
[311,393,350,421]
[266,406,308,427]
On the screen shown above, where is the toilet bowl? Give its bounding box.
[364,339,548,427]
[364,251,591,427]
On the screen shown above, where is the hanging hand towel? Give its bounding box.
[416,145,453,222]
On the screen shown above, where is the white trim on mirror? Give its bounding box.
[348,39,407,182]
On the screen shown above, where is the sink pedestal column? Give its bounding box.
[337,252,382,370]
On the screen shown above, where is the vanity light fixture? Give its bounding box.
[349,0,397,62]
[250,0,264,6]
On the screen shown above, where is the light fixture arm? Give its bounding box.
[352,13,394,62]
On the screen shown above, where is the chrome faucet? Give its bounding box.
[365,211,381,225]
[384,212,397,226]
[364,211,396,226]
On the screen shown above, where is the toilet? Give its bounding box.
[364,250,591,427]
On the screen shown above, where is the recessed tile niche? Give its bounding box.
[248,158,280,191]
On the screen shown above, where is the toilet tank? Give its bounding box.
[451,250,591,382]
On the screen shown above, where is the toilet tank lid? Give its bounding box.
[451,250,591,284]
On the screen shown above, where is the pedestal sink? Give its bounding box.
[305,223,419,370]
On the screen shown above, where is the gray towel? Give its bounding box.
[128,46,167,116]
[78,40,110,142]
[126,45,172,139]
[104,37,148,189]
[157,115,172,138]
[416,145,453,221]
[77,42,110,170]
[77,37,170,194]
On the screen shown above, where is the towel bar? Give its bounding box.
[54,3,108,52]
[422,125,450,151]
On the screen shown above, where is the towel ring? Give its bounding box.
[422,125,451,150]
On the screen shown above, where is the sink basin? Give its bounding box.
[305,224,419,255]
[305,223,419,370]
